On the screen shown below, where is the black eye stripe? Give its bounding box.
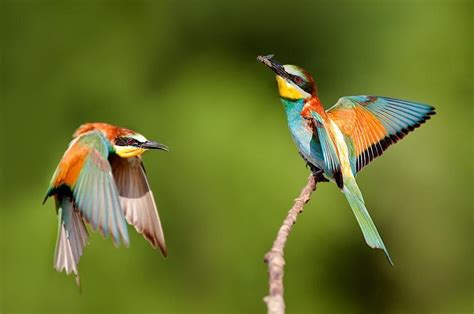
[289,74,312,94]
[116,137,141,147]
[301,83,312,94]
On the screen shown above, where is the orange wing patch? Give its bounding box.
[52,141,90,188]
[327,108,356,134]
[328,106,387,156]
[351,107,387,156]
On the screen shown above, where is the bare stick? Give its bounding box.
[264,174,318,314]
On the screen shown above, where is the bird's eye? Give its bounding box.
[116,137,138,146]
[293,76,303,85]
[115,138,125,146]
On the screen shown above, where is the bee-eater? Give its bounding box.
[44,122,168,284]
[258,55,435,264]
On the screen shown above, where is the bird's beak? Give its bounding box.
[257,54,289,79]
[141,140,169,151]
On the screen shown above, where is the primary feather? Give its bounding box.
[110,156,167,256]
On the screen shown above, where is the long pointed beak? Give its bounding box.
[141,140,169,151]
[257,54,289,78]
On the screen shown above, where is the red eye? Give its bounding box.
[293,76,303,84]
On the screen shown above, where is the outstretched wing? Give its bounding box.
[327,96,435,174]
[110,156,167,256]
[46,130,129,247]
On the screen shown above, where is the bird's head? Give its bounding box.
[257,54,316,101]
[73,123,169,158]
[113,132,169,158]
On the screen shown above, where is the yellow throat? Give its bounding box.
[115,146,146,158]
[276,76,304,100]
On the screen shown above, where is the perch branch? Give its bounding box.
[264,174,318,314]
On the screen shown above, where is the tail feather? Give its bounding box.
[342,177,393,265]
[54,197,89,285]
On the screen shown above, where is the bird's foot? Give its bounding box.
[299,152,329,182]
[308,165,329,183]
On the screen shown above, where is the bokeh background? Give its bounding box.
[2,0,472,313]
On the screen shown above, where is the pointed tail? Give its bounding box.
[342,177,393,265]
[54,196,89,286]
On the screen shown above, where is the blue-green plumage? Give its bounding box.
[282,97,394,264]
[259,55,435,265]
[71,131,129,246]
[282,99,324,172]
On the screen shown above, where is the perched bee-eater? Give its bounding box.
[258,55,435,264]
[44,122,168,284]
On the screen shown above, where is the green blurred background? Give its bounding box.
[2,0,472,313]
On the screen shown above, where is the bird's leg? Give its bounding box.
[298,152,329,182]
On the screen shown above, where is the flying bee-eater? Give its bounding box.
[258,55,435,264]
[44,122,168,284]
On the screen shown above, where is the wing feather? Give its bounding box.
[309,111,343,188]
[110,156,167,256]
[54,196,89,283]
[327,96,435,173]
